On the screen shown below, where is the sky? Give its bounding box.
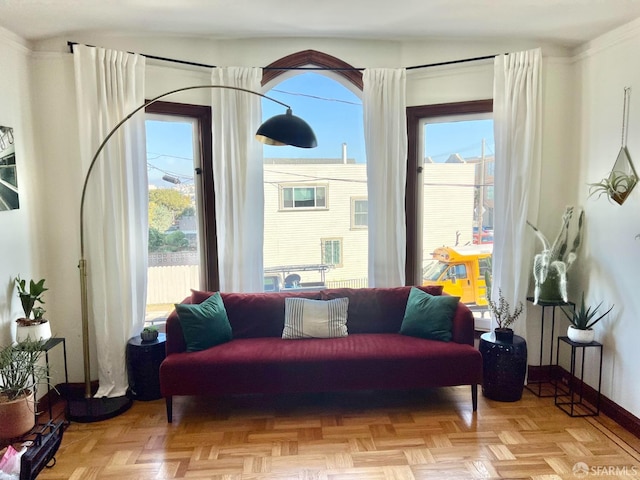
[145,73,494,186]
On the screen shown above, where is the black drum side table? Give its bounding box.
[479,331,527,402]
[126,333,166,401]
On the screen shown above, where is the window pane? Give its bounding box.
[263,73,367,291]
[282,187,293,208]
[294,187,315,207]
[315,187,326,207]
[420,115,494,331]
[145,115,201,326]
[352,198,368,228]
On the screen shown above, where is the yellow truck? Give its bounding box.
[422,245,492,306]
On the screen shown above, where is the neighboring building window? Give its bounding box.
[281,185,327,209]
[321,238,343,267]
[351,197,368,229]
[486,185,494,200]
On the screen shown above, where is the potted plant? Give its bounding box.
[560,292,614,343]
[589,170,637,205]
[15,276,51,342]
[140,325,159,343]
[487,288,523,343]
[0,338,47,441]
[528,206,584,304]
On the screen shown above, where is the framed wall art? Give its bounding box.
[0,126,19,211]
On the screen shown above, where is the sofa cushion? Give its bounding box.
[191,289,322,338]
[174,292,232,352]
[282,297,349,339]
[320,285,443,334]
[160,333,483,398]
[400,287,459,342]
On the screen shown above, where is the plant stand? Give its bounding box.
[525,297,574,397]
[554,336,603,417]
[479,332,527,402]
[37,338,69,421]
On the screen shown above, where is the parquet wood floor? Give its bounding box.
[37,387,639,480]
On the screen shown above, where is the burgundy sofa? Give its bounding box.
[160,286,483,422]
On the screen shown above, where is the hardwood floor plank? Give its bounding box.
[31,387,639,479]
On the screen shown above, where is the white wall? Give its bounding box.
[573,18,640,417]
[0,28,39,347]
[21,33,624,409]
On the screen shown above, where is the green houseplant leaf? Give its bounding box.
[0,338,48,401]
[15,275,48,320]
[560,292,614,330]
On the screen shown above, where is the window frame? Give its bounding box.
[405,99,493,285]
[145,101,218,291]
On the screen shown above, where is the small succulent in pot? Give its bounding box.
[140,325,159,343]
[560,292,613,343]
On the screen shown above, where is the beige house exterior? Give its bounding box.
[263,158,477,287]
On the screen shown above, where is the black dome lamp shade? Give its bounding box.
[256,108,318,148]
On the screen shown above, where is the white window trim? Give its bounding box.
[350,196,368,230]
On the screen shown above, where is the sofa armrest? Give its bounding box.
[165,295,190,355]
[451,302,475,346]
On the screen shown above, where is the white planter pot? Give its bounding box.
[16,321,52,342]
[567,325,595,343]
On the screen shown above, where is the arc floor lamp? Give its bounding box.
[68,85,317,422]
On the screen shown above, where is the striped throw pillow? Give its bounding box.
[282,297,349,339]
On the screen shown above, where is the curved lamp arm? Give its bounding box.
[78,85,316,400]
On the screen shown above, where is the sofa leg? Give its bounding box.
[471,384,478,411]
[166,396,173,423]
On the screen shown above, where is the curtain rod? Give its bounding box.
[67,41,499,72]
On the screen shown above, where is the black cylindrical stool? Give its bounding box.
[126,333,166,401]
[479,331,527,402]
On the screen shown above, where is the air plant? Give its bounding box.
[527,206,584,304]
[588,170,637,205]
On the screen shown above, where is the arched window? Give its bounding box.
[260,51,368,291]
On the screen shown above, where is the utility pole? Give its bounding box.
[477,138,486,243]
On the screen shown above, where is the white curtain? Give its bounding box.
[492,48,542,337]
[211,67,264,292]
[74,45,147,397]
[363,69,408,287]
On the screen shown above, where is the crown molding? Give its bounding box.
[0,26,31,54]
[574,16,640,62]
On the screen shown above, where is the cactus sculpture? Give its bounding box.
[527,206,584,304]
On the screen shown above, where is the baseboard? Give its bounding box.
[528,364,640,439]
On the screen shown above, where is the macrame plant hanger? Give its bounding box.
[606,87,637,205]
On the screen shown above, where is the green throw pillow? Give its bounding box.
[400,287,459,342]
[174,292,232,352]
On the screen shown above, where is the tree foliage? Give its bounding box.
[149,202,174,233]
[149,189,190,217]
